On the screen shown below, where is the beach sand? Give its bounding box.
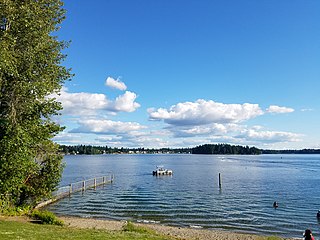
[1,215,281,240]
[60,216,271,240]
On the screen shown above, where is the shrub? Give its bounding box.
[0,197,31,216]
[30,210,64,226]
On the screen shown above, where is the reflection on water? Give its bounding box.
[46,154,320,238]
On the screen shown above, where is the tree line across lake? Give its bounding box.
[59,144,320,155]
[60,144,260,155]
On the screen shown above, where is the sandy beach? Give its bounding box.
[1,215,283,240]
[60,216,272,240]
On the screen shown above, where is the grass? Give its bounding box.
[123,221,158,234]
[29,210,64,226]
[258,237,283,240]
[0,214,285,240]
[266,237,284,240]
[0,220,175,240]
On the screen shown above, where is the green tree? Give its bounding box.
[0,0,71,207]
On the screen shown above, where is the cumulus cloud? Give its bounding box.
[96,136,169,148]
[167,123,240,138]
[54,88,140,115]
[93,129,170,148]
[112,91,141,112]
[53,132,82,144]
[148,99,263,126]
[71,119,146,134]
[53,132,100,145]
[266,105,294,114]
[55,90,108,116]
[236,129,301,143]
[105,76,127,91]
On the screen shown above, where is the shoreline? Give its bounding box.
[0,214,288,239]
[59,216,282,240]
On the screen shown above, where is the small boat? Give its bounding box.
[152,166,173,176]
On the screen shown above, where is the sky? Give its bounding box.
[53,0,320,150]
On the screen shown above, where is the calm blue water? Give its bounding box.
[46,154,320,238]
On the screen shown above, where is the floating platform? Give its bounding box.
[153,166,173,176]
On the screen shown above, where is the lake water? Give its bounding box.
[46,154,320,238]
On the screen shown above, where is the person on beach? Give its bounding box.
[304,229,314,240]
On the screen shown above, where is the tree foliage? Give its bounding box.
[0,0,71,207]
[262,149,320,154]
[192,144,261,155]
[59,145,193,155]
[59,144,262,155]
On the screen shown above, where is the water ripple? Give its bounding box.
[46,154,320,238]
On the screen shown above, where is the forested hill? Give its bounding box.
[191,144,261,155]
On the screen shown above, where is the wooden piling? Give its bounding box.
[69,183,72,195]
[82,180,85,191]
[219,173,222,188]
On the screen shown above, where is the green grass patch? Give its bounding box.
[257,236,284,240]
[123,221,157,234]
[0,220,174,240]
[265,237,284,240]
[30,210,64,226]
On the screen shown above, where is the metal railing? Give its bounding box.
[35,174,114,209]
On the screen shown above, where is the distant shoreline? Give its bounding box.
[59,143,320,155]
[62,152,320,155]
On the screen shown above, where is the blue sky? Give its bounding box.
[53,0,320,149]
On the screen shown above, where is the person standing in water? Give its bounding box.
[273,201,278,208]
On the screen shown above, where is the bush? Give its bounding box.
[0,197,31,216]
[30,210,64,226]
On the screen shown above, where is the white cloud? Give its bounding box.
[266,105,294,114]
[148,99,263,126]
[95,135,123,141]
[52,86,306,149]
[167,123,240,138]
[105,76,127,91]
[53,132,82,144]
[94,130,170,148]
[251,125,264,130]
[56,91,108,116]
[236,129,301,143]
[53,132,100,145]
[71,119,146,134]
[112,91,141,112]
[54,88,140,116]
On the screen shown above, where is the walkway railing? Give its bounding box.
[35,174,114,209]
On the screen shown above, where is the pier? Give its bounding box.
[35,174,114,209]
